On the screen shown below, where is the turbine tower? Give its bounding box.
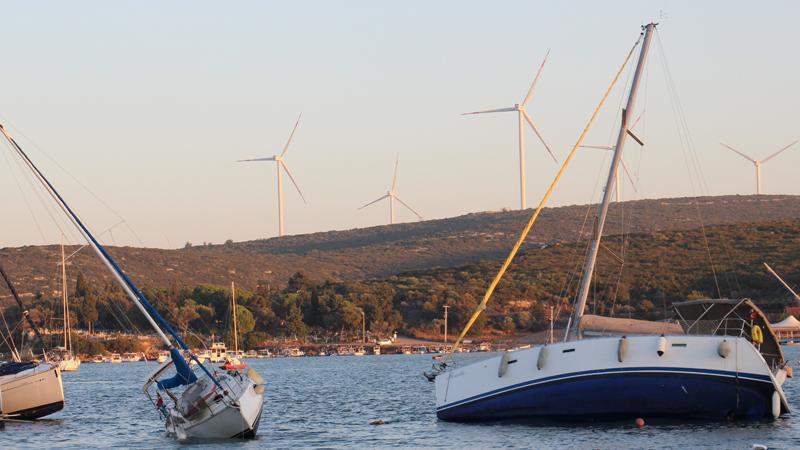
[463,50,557,210]
[238,114,306,237]
[720,140,798,195]
[359,154,422,225]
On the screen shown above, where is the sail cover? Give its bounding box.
[157,348,198,390]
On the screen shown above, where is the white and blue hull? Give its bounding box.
[435,335,789,421]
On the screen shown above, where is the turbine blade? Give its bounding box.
[280,161,306,203]
[391,153,399,192]
[461,106,517,115]
[522,109,557,163]
[762,140,799,164]
[280,113,302,157]
[394,196,423,220]
[720,143,756,163]
[579,145,614,150]
[237,156,276,162]
[358,194,389,210]
[521,48,551,106]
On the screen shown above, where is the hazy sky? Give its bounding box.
[1,1,798,248]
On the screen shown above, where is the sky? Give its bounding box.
[1,1,798,249]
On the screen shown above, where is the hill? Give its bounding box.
[2,194,800,300]
[4,217,800,349]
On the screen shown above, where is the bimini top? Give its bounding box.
[673,298,784,369]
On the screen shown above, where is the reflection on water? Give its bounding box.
[3,347,800,449]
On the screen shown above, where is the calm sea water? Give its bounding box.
[3,348,800,449]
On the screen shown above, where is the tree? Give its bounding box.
[75,273,99,334]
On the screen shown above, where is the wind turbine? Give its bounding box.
[463,50,557,210]
[720,140,798,195]
[359,154,422,225]
[238,114,306,237]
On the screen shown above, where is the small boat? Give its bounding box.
[209,342,227,363]
[285,348,305,357]
[157,351,170,363]
[109,353,123,364]
[0,268,65,419]
[220,282,246,371]
[0,124,264,438]
[372,345,381,356]
[91,354,104,363]
[353,346,365,356]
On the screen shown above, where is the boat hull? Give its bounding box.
[435,335,788,422]
[165,378,263,439]
[0,364,65,419]
[438,367,776,421]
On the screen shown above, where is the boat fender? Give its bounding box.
[618,336,628,363]
[657,335,667,357]
[536,346,548,370]
[718,340,731,358]
[498,352,510,378]
[752,325,764,345]
[771,390,781,419]
[786,365,793,378]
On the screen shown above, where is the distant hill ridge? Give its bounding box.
[2,194,800,298]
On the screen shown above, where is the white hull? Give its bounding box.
[165,376,263,439]
[436,335,789,421]
[58,357,81,372]
[0,363,65,419]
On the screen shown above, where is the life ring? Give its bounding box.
[751,325,764,345]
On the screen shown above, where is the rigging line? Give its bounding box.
[0,117,147,247]
[657,32,740,297]
[654,30,723,299]
[0,301,21,360]
[443,34,644,363]
[0,144,49,244]
[3,136,84,245]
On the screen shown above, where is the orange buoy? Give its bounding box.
[635,418,645,428]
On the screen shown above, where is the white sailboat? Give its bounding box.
[428,23,791,422]
[220,281,246,370]
[54,240,81,372]
[0,267,65,420]
[0,124,264,438]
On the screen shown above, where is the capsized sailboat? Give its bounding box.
[0,267,65,420]
[427,23,791,422]
[0,124,264,438]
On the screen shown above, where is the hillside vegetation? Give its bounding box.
[2,195,800,300]
[3,215,800,349]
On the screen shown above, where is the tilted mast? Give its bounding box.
[0,124,220,386]
[568,23,657,340]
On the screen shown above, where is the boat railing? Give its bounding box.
[143,358,250,420]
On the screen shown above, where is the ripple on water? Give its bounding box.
[2,349,800,449]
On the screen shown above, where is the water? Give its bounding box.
[3,348,800,449]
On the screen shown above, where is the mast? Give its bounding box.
[231,281,238,353]
[569,23,657,340]
[60,239,70,351]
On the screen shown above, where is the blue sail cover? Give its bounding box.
[157,348,198,390]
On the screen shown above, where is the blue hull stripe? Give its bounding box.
[438,366,772,412]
